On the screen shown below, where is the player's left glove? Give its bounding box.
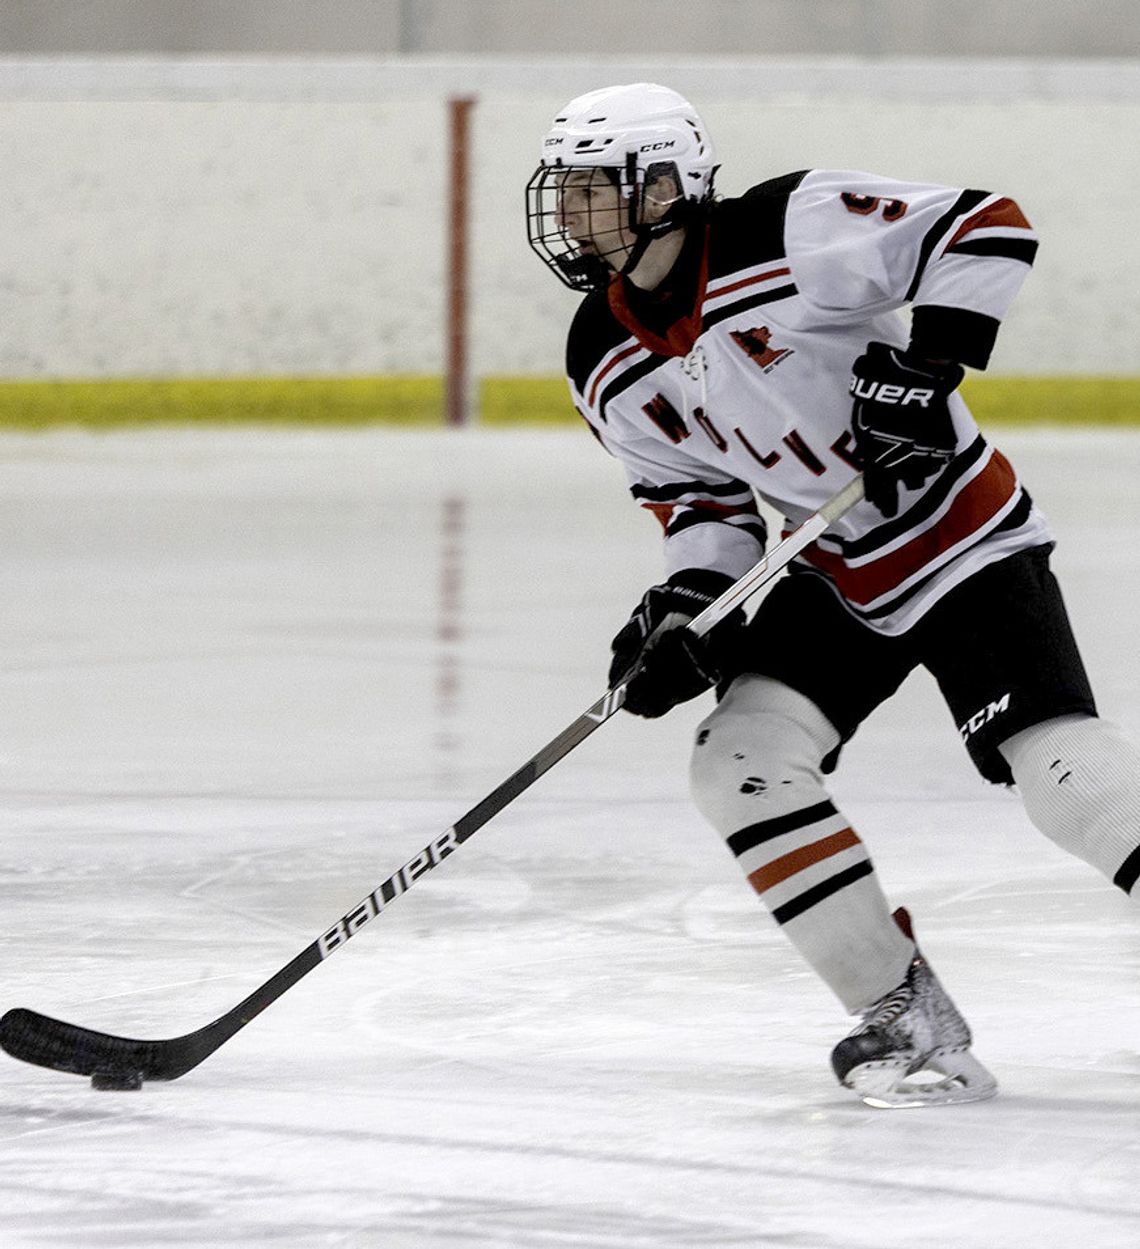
[850,342,964,517]
[608,569,741,719]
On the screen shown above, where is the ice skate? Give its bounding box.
[830,909,997,1108]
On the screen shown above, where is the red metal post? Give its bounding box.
[445,96,476,427]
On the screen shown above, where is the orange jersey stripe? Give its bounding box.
[707,266,792,301]
[795,450,1018,606]
[947,197,1032,250]
[747,828,862,894]
[642,500,676,530]
[588,342,642,408]
[641,496,759,533]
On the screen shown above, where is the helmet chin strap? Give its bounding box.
[619,196,693,281]
[615,151,699,281]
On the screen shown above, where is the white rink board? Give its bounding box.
[0,425,1138,1248]
[0,58,1139,378]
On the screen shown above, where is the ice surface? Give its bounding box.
[1,426,1138,1248]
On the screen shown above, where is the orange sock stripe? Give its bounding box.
[746,828,862,895]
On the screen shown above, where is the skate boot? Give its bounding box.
[830,908,997,1108]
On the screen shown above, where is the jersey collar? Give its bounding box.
[606,224,710,358]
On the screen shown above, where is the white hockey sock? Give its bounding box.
[1000,714,1140,895]
[690,676,915,1013]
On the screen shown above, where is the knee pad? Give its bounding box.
[689,675,841,833]
[1000,715,1140,894]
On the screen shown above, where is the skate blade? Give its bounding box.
[844,1049,998,1109]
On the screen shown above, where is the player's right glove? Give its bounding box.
[608,569,742,719]
[850,342,964,517]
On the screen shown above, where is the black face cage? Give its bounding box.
[526,165,633,292]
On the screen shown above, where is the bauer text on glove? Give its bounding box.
[850,341,964,518]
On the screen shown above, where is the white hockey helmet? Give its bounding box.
[526,83,718,290]
[540,82,716,200]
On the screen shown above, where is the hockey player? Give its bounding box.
[526,82,1140,1107]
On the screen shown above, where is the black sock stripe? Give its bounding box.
[726,800,839,858]
[1113,845,1140,894]
[770,860,874,925]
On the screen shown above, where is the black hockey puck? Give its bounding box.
[91,1069,144,1091]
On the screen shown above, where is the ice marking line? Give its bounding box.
[67,971,251,1007]
[178,849,322,936]
[143,1114,1135,1222]
[178,853,263,899]
[936,877,1107,909]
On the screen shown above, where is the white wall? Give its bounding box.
[2,1,1138,57]
[1,58,1138,379]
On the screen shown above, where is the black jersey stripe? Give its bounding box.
[726,515,771,543]
[771,860,875,925]
[947,237,1039,265]
[668,510,718,536]
[726,800,840,858]
[667,509,743,535]
[667,511,769,544]
[905,189,990,302]
[702,284,799,331]
[597,353,668,420]
[631,477,754,503]
[823,436,988,560]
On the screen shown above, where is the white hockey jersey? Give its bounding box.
[566,169,1052,635]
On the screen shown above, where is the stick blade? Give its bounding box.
[0,1007,192,1082]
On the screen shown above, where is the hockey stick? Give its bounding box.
[0,474,865,1087]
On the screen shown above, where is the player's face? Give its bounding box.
[553,169,634,270]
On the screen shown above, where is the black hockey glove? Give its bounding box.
[850,341,964,517]
[608,569,741,719]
